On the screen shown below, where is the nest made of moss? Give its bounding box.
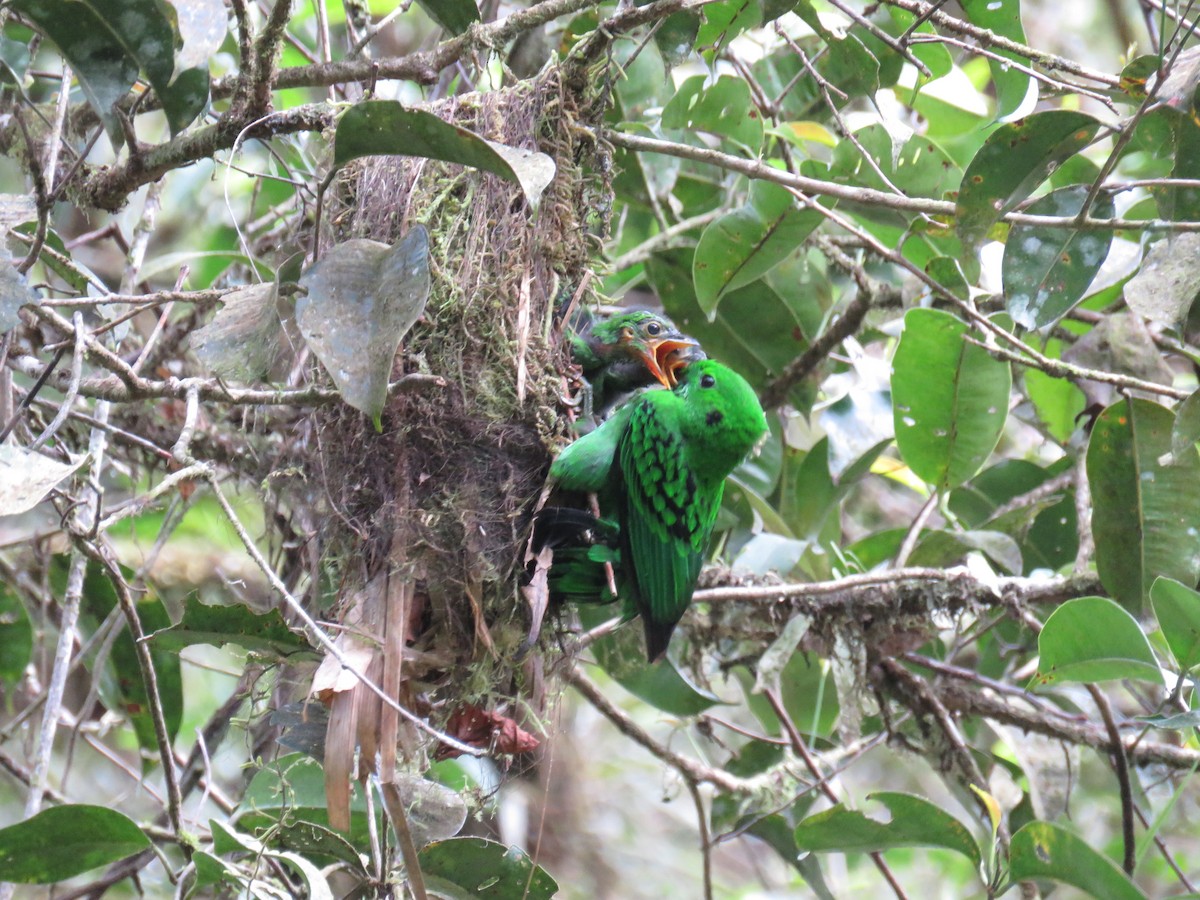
[300,64,611,810]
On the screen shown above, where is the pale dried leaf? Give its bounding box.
[0,445,85,516]
[297,227,431,425]
[1125,233,1200,326]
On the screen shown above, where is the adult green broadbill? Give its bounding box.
[546,358,767,661]
[569,309,701,415]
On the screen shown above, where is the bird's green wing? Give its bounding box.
[549,402,634,492]
[618,396,711,660]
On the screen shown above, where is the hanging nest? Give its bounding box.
[305,64,610,825]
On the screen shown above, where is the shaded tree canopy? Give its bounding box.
[0,0,1199,898]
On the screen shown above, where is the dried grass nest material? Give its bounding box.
[307,65,610,784]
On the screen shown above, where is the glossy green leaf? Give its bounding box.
[740,652,840,740]
[0,805,150,883]
[1009,821,1146,900]
[956,111,1100,247]
[662,75,764,152]
[1150,577,1200,673]
[830,125,961,230]
[1003,186,1114,329]
[334,102,555,210]
[793,792,982,869]
[419,838,558,900]
[150,596,312,658]
[692,180,820,317]
[1087,398,1200,611]
[1033,596,1163,687]
[892,308,1011,490]
[960,0,1033,119]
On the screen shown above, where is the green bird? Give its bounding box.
[569,309,702,415]
[546,358,767,661]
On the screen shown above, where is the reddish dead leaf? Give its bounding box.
[437,704,540,759]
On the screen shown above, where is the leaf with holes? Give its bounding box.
[793,792,982,869]
[1009,822,1146,900]
[957,111,1100,247]
[692,180,821,318]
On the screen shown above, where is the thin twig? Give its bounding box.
[1087,683,1136,875]
[764,689,909,899]
[564,666,755,794]
[379,781,429,900]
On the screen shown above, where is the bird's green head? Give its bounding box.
[674,359,768,472]
[588,310,702,389]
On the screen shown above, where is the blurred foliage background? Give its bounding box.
[2,0,1200,897]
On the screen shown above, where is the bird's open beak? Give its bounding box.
[651,339,705,388]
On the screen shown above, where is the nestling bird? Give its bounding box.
[544,358,767,661]
[569,309,702,415]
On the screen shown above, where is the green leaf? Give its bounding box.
[1171,389,1200,458]
[419,838,558,900]
[650,248,814,410]
[1150,577,1200,673]
[235,754,382,851]
[59,560,184,754]
[959,0,1033,118]
[580,607,721,715]
[414,0,480,34]
[830,125,961,230]
[1024,337,1086,443]
[297,228,432,425]
[662,75,764,152]
[0,586,31,685]
[1003,186,1115,329]
[334,101,555,210]
[741,652,840,740]
[910,529,1023,575]
[1032,596,1163,687]
[1009,821,1147,900]
[956,111,1101,247]
[1087,398,1200,612]
[793,792,982,869]
[0,805,150,883]
[891,308,1011,490]
[11,0,207,141]
[692,180,821,317]
[884,8,952,78]
[150,596,312,657]
[191,282,298,382]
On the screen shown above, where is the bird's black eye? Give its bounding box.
[646,321,662,336]
[700,374,716,388]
